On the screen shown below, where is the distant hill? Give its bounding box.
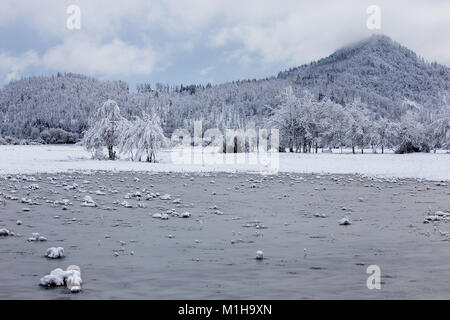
[0,73,131,142]
[278,35,450,117]
[0,35,448,143]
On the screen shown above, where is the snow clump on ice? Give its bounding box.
[339,217,352,225]
[81,195,96,207]
[255,250,264,260]
[0,228,13,236]
[39,265,82,293]
[28,232,47,241]
[45,247,64,259]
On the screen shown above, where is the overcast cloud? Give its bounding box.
[0,0,449,88]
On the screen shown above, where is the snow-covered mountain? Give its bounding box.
[0,35,448,143]
[278,35,450,116]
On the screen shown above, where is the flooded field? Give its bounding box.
[1,171,449,299]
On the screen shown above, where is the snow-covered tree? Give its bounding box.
[320,99,350,153]
[395,112,427,153]
[375,118,396,153]
[268,86,302,152]
[346,99,374,153]
[428,116,450,152]
[83,100,129,160]
[118,110,168,162]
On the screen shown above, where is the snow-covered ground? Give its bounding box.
[0,145,449,181]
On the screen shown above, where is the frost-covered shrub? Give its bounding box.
[394,141,431,154]
[4,136,20,145]
[31,137,45,145]
[40,128,78,144]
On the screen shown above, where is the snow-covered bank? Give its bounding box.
[0,145,449,181]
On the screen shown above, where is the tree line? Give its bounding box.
[268,87,449,154]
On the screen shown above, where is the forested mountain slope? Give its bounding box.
[278,35,450,117]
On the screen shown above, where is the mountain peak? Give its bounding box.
[329,34,403,61]
[277,34,449,114]
[363,34,393,45]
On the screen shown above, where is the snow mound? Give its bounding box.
[424,211,450,223]
[39,268,66,287]
[313,213,327,218]
[125,191,141,199]
[66,265,82,292]
[39,265,82,293]
[339,217,351,225]
[54,199,71,206]
[28,233,47,241]
[160,194,171,200]
[121,200,133,208]
[0,228,13,236]
[180,212,191,218]
[81,195,96,207]
[45,247,64,259]
[256,250,264,260]
[152,213,169,220]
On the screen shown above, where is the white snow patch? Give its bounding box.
[81,195,96,207]
[256,250,264,260]
[160,194,171,200]
[180,212,191,218]
[0,228,13,236]
[45,247,64,259]
[39,265,82,292]
[339,217,352,225]
[121,200,133,208]
[424,211,450,223]
[28,233,47,241]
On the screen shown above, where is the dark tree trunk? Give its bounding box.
[352,146,355,154]
[107,145,115,160]
[146,152,155,163]
[382,145,384,154]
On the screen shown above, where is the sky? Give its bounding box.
[0,0,449,90]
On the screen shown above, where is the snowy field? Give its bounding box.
[0,145,449,181]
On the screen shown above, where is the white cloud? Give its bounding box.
[0,51,39,83]
[42,36,158,77]
[206,0,450,66]
[199,66,215,76]
[0,36,158,83]
[0,0,449,83]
